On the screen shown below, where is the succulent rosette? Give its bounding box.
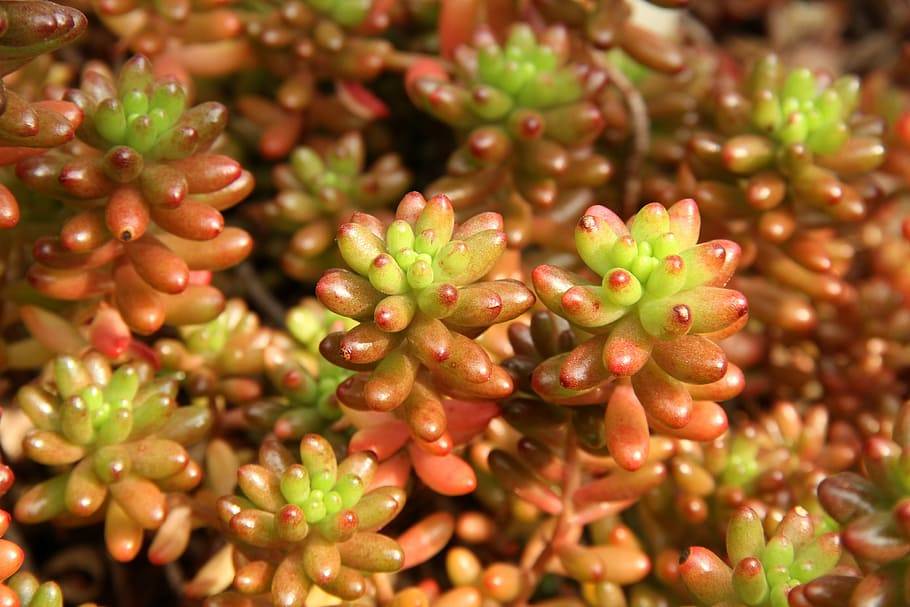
[532,199,747,468]
[680,506,842,607]
[639,402,849,553]
[13,352,212,562]
[217,434,406,604]
[243,300,356,440]
[239,0,395,157]
[688,55,885,319]
[155,299,285,405]
[816,401,910,605]
[407,23,612,248]
[317,191,534,444]
[17,55,254,334]
[260,132,410,281]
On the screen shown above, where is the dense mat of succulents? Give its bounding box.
[2,0,910,605]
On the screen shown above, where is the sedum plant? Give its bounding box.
[258,131,410,282]
[243,299,355,441]
[1,2,910,607]
[155,298,284,405]
[407,23,612,248]
[680,506,842,607]
[0,460,66,607]
[687,55,885,334]
[18,54,253,334]
[0,0,86,230]
[531,0,686,75]
[815,400,910,605]
[13,352,212,561]
[217,434,406,604]
[533,199,747,466]
[317,191,534,443]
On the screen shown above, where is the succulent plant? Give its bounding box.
[638,401,849,556]
[155,298,284,404]
[816,401,910,605]
[532,199,747,465]
[407,23,612,247]
[0,2,908,606]
[3,572,65,607]
[317,191,534,443]
[13,352,212,561]
[18,55,253,334]
[347,396,499,496]
[242,0,396,137]
[258,132,410,281]
[680,506,842,607]
[217,434,406,604]
[686,55,885,320]
[243,299,356,440]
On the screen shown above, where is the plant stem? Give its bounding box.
[236,262,286,327]
[512,427,581,606]
[594,50,650,218]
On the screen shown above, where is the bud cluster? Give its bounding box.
[218,434,406,603]
[14,352,211,562]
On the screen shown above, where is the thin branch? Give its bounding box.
[512,428,581,606]
[594,50,650,217]
[235,262,287,328]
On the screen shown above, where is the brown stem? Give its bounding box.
[235,261,287,327]
[594,50,650,218]
[512,427,581,606]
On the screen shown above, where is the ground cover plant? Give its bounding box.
[1,0,910,605]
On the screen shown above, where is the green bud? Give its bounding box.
[122,89,149,116]
[407,257,434,290]
[368,254,408,296]
[777,112,808,145]
[335,474,364,508]
[95,98,127,144]
[761,536,794,571]
[291,147,324,185]
[610,236,638,269]
[280,465,311,505]
[61,396,94,446]
[727,508,766,564]
[386,220,415,256]
[303,494,327,523]
[732,557,770,606]
[104,366,139,405]
[55,356,90,399]
[150,81,187,127]
[602,269,642,307]
[782,68,816,103]
[125,114,157,154]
